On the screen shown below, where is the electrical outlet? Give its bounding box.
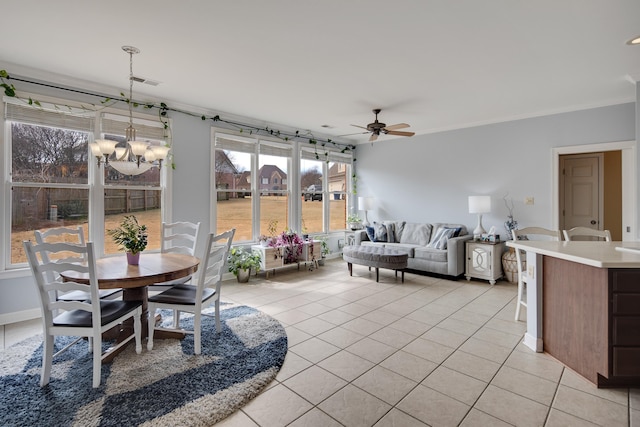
[527,265,535,278]
[525,197,534,205]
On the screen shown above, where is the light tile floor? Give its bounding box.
[2,259,639,426]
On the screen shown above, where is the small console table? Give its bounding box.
[252,240,320,277]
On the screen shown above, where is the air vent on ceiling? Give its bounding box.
[131,75,161,86]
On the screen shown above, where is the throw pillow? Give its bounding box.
[426,227,457,250]
[365,226,376,242]
[399,223,433,246]
[447,226,462,237]
[384,222,397,243]
[373,222,387,242]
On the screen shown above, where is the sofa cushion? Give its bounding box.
[361,241,379,248]
[414,247,448,263]
[382,243,418,258]
[400,223,432,246]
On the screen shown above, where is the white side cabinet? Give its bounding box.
[465,240,506,285]
[252,241,320,277]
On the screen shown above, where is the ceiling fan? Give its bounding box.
[351,108,415,142]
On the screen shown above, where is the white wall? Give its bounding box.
[356,103,635,238]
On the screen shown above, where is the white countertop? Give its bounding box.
[505,241,640,268]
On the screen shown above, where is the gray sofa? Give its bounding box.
[353,221,472,278]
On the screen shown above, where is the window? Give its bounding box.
[100,115,166,255]
[214,134,254,242]
[327,157,350,232]
[300,150,325,234]
[4,100,169,267]
[259,141,291,237]
[7,103,92,265]
[213,129,354,245]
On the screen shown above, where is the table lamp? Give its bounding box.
[358,196,374,226]
[468,195,491,238]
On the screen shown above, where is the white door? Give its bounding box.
[560,154,603,238]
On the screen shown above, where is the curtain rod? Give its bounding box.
[5,74,355,151]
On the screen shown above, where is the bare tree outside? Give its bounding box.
[11,123,88,183]
[300,167,322,189]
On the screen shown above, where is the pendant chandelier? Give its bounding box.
[90,46,170,176]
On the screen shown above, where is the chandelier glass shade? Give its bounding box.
[90,45,170,176]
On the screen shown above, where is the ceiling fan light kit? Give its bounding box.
[351,109,415,142]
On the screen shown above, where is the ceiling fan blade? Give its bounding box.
[384,123,410,131]
[369,133,378,142]
[385,130,415,137]
[350,124,369,130]
[337,131,369,137]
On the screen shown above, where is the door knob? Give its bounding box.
[590,220,596,225]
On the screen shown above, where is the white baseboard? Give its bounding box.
[523,333,543,352]
[0,308,41,326]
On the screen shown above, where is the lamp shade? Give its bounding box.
[468,196,491,214]
[358,196,374,211]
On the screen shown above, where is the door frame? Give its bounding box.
[559,153,604,232]
[552,140,636,241]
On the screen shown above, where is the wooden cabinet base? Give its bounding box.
[543,256,640,388]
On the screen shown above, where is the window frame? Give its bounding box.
[2,95,170,270]
[212,128,354,244]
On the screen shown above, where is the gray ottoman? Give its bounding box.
[343,246,409,282]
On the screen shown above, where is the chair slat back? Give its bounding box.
[562,226,612,242]
[197,229,236,294]
[23,240,100,327]
[161,222,201,256]
[34,226,87,263]
[511,227,561,277]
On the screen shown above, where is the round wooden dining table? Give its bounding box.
[60,252,199,362]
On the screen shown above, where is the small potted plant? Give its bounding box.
[347,214,362,230]
[107,215,148,265]
[228,247,261,283]
[317,235,330,266]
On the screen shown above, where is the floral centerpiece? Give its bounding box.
[107,215,148,265]
[276,229,304,264]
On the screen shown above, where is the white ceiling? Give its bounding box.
[1,0,639,144]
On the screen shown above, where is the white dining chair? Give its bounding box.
[150,221,201,292]
[23,240,142,388]
[511,227,562,321]
[147,228,235,355]
[562,226,612,242]
[34,226,121,301]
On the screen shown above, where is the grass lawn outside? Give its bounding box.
[11,196,347,264]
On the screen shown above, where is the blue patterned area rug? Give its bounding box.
[0,304,287,427]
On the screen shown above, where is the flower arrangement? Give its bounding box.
[276,229,304,264]
[107,215,148,255]
[503,194,518,239]
[227,247,261,276]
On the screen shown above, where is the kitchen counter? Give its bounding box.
[506,240,640,387]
